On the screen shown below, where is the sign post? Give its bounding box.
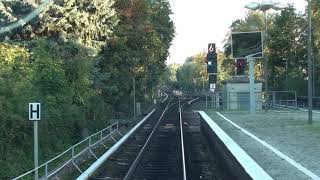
[29,103,41,180]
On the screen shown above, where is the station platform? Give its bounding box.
[204,109,320,180]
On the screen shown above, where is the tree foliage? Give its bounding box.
[0,0,174,177]
[222,6,315,96]
[268,6,307,93]
[96,0,174,111]
[1,0,119,48]
[175,53,207,91]
[312,0,320,96]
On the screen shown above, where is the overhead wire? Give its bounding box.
[0,0,53,35]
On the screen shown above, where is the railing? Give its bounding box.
[78,109,156,180]
[204,92,264,111]
[297,96,320,110]
[201,91,298,111]
[270,91,297,108]
[13,122,121,180]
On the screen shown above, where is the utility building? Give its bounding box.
[221,77,262,110]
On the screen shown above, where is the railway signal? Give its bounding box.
[207,43,217,75]
[207,43,217,92]
[236,59,246,75]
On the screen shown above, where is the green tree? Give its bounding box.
[1,0,118,48]
[223,11,265,81]
[268,6,307,94]
[96,0,174,113]
[175,53,207,92]
[0,43,35,175]
[312,0,320,96]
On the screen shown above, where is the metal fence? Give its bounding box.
[297,96,320,110]
[270,91,297,108]
[13,122,122,180]
[201,91,298,111]
[203,92,263,111]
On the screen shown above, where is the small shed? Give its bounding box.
[221,77,263,111]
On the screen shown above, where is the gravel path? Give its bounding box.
[205,110,320,180]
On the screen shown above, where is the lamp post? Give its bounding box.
[133,77,135,121]
[245,0,286,111]
[307,0,313,124]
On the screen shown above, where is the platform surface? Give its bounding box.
[205,109,320,180]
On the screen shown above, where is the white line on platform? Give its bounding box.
[216,112,320,180]
[200,111,273,180]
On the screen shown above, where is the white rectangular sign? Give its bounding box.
[29,103,41,121]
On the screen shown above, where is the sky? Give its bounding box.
[167,0,307,65]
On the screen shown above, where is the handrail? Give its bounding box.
[45,147,73,165]
[12,163,46,180]
[78,108,157,180]
[13,122,119,180]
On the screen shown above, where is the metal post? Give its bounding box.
[295,91,298,108]
[249,57,256,114]
[216,92,220,109]
[211,95,214,108]
[264,10,269,112]
[72,146,75,159]
[34,121,39,180]
[206,96,208,110]
[133,77,136,121]
[45,163,48,179]
[286,59,288,90]
[228,92,230,110]
[313,59,315,96]
[272,91,276,107]
[308,0,313,124]
[202,77,205,92]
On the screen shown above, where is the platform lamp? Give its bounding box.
[245,0,286,111]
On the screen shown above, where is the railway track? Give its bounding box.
[88,94,231,180]
[123,98,187,180]
[90,96,188,180]
[182,111,231,180]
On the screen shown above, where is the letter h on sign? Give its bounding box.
[29,103,41,121]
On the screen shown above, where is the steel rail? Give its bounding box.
[179,99,187,180]
[179,97,200,180]
[161,92,169,103]
[123,98,174,180]
[77,107,158,180]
